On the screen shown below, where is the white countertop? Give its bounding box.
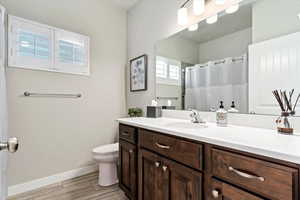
[117,117,300,165]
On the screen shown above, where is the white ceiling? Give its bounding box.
[176,4,252,44]
[112,0,140,9]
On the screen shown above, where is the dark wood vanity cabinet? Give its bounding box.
[119,123,300,200]
[138,149,170,200]
[119,125,138,200]
[138,149,202,200]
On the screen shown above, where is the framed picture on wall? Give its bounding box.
[130,54,148,92]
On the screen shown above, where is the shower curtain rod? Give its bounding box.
[194,56,245,68]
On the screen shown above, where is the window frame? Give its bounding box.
[8,15,90,76]
[156,56,181,86]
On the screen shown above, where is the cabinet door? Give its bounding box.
[119,140,137,199]
[138,149,169,200]
[169,160,202,200]
[210,179,264,200]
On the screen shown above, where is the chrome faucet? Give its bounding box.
[189,109,206,124]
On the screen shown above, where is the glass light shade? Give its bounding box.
[206,14,218,24]
[193,0,205,15]
[215,0,226,5]
[226,4,239,14]
[178,7,188,25]
[188,24,199,31]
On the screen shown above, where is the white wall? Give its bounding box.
[1,0,127,186]
[155,33,198,111]
[198,28,252,63]
[127,0,182,112]
[156,84,182,110]
[157,36,199,65]
[252,0,300,43]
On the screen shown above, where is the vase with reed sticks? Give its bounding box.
[273,89,300,135]
[276,111,294,135]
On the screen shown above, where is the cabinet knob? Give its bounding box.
[129,149,133,154]
[212,190,219,199]
[155,162,161,168]
[162,166,168,172]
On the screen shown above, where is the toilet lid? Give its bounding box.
[93,143,119,155]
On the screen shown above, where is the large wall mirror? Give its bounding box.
[155,0,300,116]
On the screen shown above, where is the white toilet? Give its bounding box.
[92,143,119,186]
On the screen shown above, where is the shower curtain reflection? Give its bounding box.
[185,54,248,113]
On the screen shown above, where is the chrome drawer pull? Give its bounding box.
[228,166,265,182]
[155,162,161,168]
[155,142,171,149]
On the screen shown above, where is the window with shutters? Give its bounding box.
[8,15,90,75]
[156,56,181,85]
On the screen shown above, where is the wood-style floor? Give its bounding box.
[8,172,128,200]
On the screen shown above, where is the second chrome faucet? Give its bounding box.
[189,109,206,124]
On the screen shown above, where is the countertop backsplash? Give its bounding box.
[162,110,300,132]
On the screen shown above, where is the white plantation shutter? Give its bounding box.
[55,29,90,75]
[8,15,90,76]
[169,65,180,80]
[156,60,168,78]
[156,56,181,86]
[8,16,53,70]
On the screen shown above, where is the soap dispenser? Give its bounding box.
[216,101,228,127]
[228,101,239,113]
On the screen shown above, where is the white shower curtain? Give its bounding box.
[0,4,8,200]
[185,54,248,113]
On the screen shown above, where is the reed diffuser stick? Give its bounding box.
[293,94,300,113]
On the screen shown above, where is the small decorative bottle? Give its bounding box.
[216,101,228,127]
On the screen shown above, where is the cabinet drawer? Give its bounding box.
[212,149,298,200]
[211,179,264,200]
[139,129,203,170]
[119,124,137,144]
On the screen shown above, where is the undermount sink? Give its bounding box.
[164,121,208,129]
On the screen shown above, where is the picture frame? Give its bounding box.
[130,54,148,92]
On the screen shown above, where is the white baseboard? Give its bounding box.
[8,164,98,197]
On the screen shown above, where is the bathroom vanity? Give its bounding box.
[118,117,300,200]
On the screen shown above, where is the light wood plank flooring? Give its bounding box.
[8,172,128,200]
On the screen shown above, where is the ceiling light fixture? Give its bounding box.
[177,7,188,25]
[206,14,218,24]
[215,0,226,5]
[188,24,199,31]
[193,0,205,15]
[226,3,239,14]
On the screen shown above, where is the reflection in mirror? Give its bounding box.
[155,0,300,116]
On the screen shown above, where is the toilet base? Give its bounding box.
[98,162,118,186]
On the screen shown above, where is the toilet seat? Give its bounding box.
[93,143,119,155]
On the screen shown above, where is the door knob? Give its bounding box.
[155,161,161,167]
[211,189,220,199]
[162,165,168,172]
[0,137,19,153]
